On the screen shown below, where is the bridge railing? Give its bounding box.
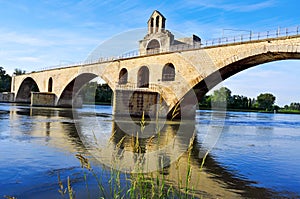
[115,82,164,93]
[201,26,300,47]
[37,25,300,73]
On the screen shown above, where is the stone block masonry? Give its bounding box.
[31,92,56,107]
[114,90,159,118]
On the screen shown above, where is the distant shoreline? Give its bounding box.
[199,107,300,114]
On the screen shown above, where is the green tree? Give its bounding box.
[211,87,232,108]
[79,82,113,104]
[0,67,12,92]
[13,68,26,76]
[256,93,276,111]
[289,102,300,110]
[95,84,112,103]
[230,95,250,109]
[199,95,212,108]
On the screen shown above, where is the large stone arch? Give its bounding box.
[187,44,300,95]
[174,44,300,117]
[56,73,113,107]
[15,77,40,103]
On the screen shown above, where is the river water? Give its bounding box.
[0,103,299,198]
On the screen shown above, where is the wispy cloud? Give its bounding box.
[185,0,276,12]
[13,56,41,63]
[0,30,54,47]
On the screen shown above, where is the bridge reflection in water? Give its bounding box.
[5,105,279,198]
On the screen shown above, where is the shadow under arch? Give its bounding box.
[57,73,113,107]
[171,51,300,119]
[15,77,40,103]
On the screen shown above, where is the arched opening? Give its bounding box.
[150,17,154,34]
[162,63,175,81]
[137,66,149,88]
[146,39,160,54]
[16,77,39,103]
[48,77,53,92]
[57,73,113,108]
[156,16,160,32]
[119,68,128,85]
[168,51,300,119]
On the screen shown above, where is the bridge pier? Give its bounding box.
[0,92,15,102]
[31,92,56,107]
[113,89,162,118]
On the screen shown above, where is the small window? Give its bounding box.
[162,63,175,81]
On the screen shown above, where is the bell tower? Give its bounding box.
[139,10,174,55]
[148,10,166,34]
[139,10,201,55]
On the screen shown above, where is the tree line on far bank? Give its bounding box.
[199,87,278,112]
[0,67,26,92]
[199,86,300,113]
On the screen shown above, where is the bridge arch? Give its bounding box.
[137,66,149,88]
[57,73,112,107]
[175,45,300,118]
[16,77,40,103]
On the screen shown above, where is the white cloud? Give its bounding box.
[185,0,277,12]
[13,56,41,63]
[0,30,54,47]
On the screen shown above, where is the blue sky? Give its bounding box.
[0,0,299,106]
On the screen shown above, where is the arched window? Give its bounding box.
[162,63,175,81]
[156,16,160,32]
[48,77,53,92]
[119,68,128,84]
[137,66,149,88]
[150,18,154,34]
[146,39,160,54]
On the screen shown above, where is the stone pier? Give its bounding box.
[113,90,161,118]
[31,92,56,107]
[0,92,15,102]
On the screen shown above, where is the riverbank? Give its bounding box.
[199,106,300,114]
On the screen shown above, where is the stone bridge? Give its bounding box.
[8,10,300,118]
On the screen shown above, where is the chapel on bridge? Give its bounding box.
[139,10,201,55]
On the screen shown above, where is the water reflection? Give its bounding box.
[0,104,297,198]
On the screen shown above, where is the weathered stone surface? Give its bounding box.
[0,92,14,102]
[31,92,56,107]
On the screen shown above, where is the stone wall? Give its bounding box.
[114,89,159,118]
[31,92,56,107]
[0,92,15,102]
